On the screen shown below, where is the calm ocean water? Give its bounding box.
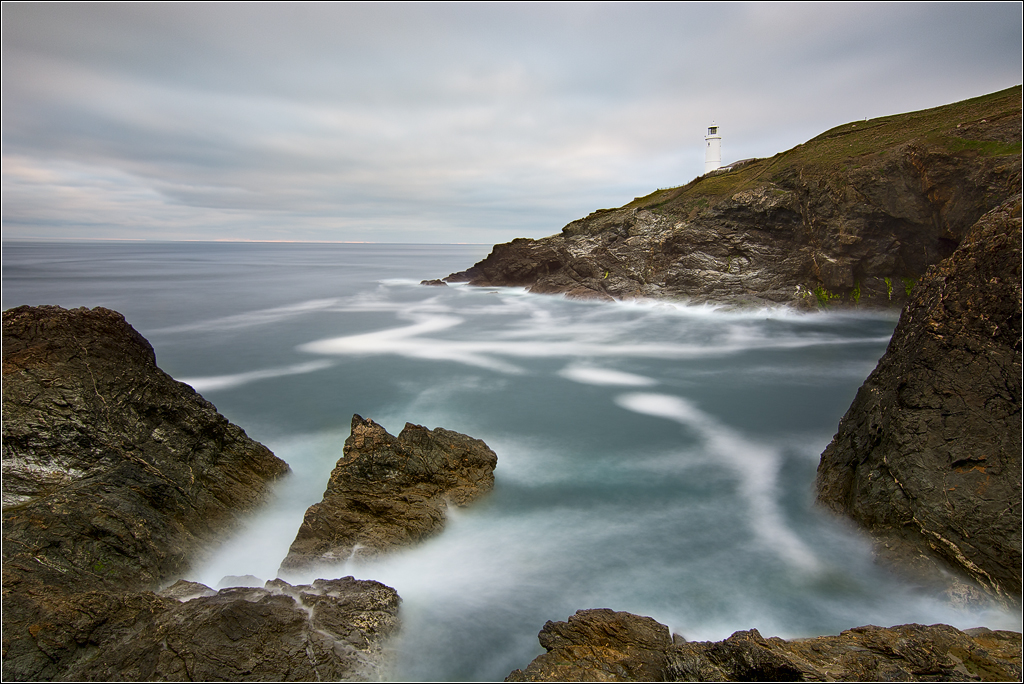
[3,241,1018,681]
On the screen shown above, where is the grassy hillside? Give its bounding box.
[629,86,1021,217]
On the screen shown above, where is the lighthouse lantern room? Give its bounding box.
[704,122,722,174]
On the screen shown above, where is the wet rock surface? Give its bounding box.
[4,577,400,682]
[281,414,498,571]
[668,623,1022,682]
[507,610,1023,682]
[2,306,403,681]
[2,305,290,592]
[505,609,673,682]
[444,88,1021,309]
[815,195,1023,605]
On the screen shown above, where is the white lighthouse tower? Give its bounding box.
[704,122,722,174]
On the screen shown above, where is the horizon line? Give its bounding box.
[1,237,492,245]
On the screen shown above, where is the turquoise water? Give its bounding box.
[3,241,1017,681]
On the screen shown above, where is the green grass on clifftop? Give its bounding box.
[629,86,1022,216]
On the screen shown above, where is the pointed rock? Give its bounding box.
[280,415,497,571]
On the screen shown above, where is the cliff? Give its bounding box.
[1,306,399,681]
[815,195,1022,605]
[444,86,1021,309]
[2,306,290,592]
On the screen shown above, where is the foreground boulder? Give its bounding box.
[507,610,1022,682]
[505,609,673,682]
[816,195,1022,605]
[444,87,1021,308]
[5,577,399,681]
[280,414,497,571]
[668,623,1022,682]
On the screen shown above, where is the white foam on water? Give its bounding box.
[558,364,659,387]
[614,392,822,573]
[187,429,348,588]
[178,359,334,392]
[295,305,891,373]
[154,298,344,333]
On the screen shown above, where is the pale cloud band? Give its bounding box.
[4,2,1019,243]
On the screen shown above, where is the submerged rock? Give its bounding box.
[280,414,497,571]
[816,195,1022,605]
[506,610,1023,682]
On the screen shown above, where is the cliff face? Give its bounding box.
[815,195,1022,605]
[1,306,401,681]
[446,87,1021,308]
[2,305,290,592]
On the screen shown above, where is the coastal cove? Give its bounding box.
[3,241,1019,681]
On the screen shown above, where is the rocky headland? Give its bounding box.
[1,306,400,681]
[280,414,498,572]
[443,87,1021,309]
[506,609,1022,682]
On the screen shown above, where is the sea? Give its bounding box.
[3,240,1019,681]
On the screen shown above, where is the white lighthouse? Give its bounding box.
[704,122,722,174]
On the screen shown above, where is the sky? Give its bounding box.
[2,3,1021,244]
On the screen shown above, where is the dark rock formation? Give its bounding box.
[281,414,497,571]
[444,87,1021,309]
[505,609,674,682]
[506,610,1022,682]
[1,305,315,680]
[2,306,290,590]
[816,195,1022,605]
[668,623,1022,682]
[4,577,400,681]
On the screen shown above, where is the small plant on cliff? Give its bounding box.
[813,284,841,308]
[884,277,893,301]
[901,276,916,296]
[851,280,861,304]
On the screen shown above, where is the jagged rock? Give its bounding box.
[420,278,448,286]
[444,87,1021,309]
[1,305,293,680]
[815,195,1022,605]
[280,414,497,571]
[2,305,290,590]
[668,623,1023,682]
[505,609,673,682]
[5,578,400,681]
[506,611,1022,682]
[158,579,218,601]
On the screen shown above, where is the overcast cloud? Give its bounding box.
[2,3,1021,243]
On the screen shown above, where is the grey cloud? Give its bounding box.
[2,3,1020,242]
